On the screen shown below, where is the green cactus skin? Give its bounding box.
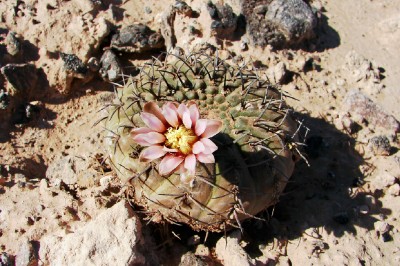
[103,52,300,232]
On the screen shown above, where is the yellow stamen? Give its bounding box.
[164,125,198,155]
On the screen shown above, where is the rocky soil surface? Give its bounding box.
[1,0,399,265]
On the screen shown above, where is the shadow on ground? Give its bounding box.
[138,111,389,264]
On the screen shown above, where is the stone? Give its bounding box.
[173,1,193,17]
[46,156,76,186]
[179,252,208,266]
[15,240,38,266]
[195,244,210,257]
[39,201,146,265]
[388,184,400,196]
[215,230,253,266]
[374,221,391,234]
[99,49,122,82]
[273,62,287,84]
[371,172,396,190]
[5,31,20,56]
[60,53,88,76]
[160,6,177,51]
[242,0,317,48]
[110,24,165,53]
[343,90,400,134]
[368,136,391,156]
[0,64,38,97]
[0,90,10,110]
[207,2,238,39]
[0,252,12,266]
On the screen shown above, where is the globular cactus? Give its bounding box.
[103,51,301,232]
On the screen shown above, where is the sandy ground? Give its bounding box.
[0,0,399,265]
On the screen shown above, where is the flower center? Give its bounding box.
[164,125,198,155]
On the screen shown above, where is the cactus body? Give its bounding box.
[104,52,299,232]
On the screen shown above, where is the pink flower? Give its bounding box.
[131,101,222,182]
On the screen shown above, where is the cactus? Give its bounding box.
[103,51,301,232]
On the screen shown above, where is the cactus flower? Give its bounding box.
[131,102,222,182]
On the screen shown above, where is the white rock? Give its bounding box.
[215,230,254,266]
[388,183,400,196]
[374,221,390,234]
[371,172,397,190]
[39,201,145,265]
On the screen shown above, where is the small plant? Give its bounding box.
[103,51,302,232]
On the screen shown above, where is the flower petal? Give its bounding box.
[201,120,223,138]
[188,103,200,126]
[159,155,185,176]
[139,146,167,162]
[192,141,205,154]
[131,127,153,137]
[163,146,179,153]
[133,132,166,146]
[182,111,192,129]
[194,119,207,136]
[200,138,218,154]
[162,103,179,128]
[196,153,215,164]
[143,102,167,124]
[141,112,166,132]
[177,103,189,119]
[184,154,196,174]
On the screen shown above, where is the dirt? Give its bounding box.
[0,0,399,265]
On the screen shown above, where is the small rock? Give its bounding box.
[368,136,391,156]
[388,184,400,196]
[87,57,100,72]
[46,156,76,186]
[99,175,112,188]
[144,6,152,14]
[254,4,268,15]
[110,24,165,53]
[15,240,38,266]
[371,172,396,190]
[60,53,88,76]
[187,235,201,246]
[160,6,177,51]
[173,1,193,17]
[208,2,238,39]
[215,230,253,266]
[195,244,210,257]
[5,31,20,56]
[179,252,208,266]
[1,64,38,97]
[273,62,287,84]
[243,0,317,48]
[0,90,10,110]
[39,201,146,265]
[99,49,122,82]
[343,90,400,134]
[374,221,391,234]
[0,252,12,266]
[358,205,369,214]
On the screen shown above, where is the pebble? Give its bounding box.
[187,235,201,246]
[372,172,396,190]
[388,183,400,196]
[358,205,369,214]
[0,252,11,266]
[5,31,20,56]
[368,136,391,156]
[15,240,38,266]
[195,244,210,257]
[99,175,112,188]
[374,221,391,234]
